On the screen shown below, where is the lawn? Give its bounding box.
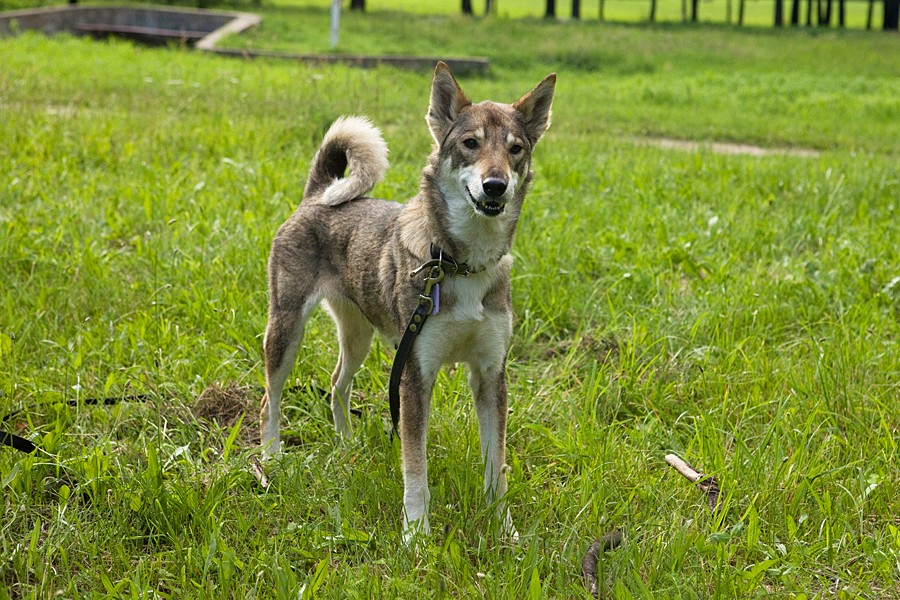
[2,6,900,598]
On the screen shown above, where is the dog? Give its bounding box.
[260,62,555,541]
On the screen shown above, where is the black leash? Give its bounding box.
[0,393,152,455]
[0,384,342,455]
[4,246,482,452]
[388,247,473,437]
[1,404,33,452]
[0,431,35,454]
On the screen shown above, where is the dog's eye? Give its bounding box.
[463,138,478,150]
[510,144,523,155]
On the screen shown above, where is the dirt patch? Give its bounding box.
[636,137,820,158]
[193,383,259,446]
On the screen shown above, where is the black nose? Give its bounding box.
[482,178,507,198]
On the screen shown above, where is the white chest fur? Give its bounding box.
[413,266,513,381]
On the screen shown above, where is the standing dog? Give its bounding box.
[260,62,555,540]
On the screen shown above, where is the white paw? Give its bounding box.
[503,510,520,544]
[402,516,431,546]
[332,416,350,437]
[260,436,282,458]
[332,404,351,436]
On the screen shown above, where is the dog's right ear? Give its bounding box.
[426,62,471,145]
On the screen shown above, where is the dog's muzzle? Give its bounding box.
[466,181,507,217]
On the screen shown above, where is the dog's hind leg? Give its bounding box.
[260,292,317,457]
[470,360,518,542]
[324,297,374,435]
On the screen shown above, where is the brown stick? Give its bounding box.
[665,453,721,513]
[581,529,623,598]
[665,453,702,481]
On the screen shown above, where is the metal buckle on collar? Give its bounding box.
[409,257,465,279]
[416,264,444,315]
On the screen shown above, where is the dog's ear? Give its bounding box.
[427,62,471,144]
[513,73,556,146]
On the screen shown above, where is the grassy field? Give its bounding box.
[2,8,900,598]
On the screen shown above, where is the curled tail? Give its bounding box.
[303,116,389,206]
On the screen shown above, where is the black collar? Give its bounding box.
[414,243,506,278]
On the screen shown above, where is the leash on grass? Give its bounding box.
[4,246,481,452]
[0,384,343,455]
[0,393,152,455]
[388,246,477,437]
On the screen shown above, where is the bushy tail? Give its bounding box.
[303,116,389,206]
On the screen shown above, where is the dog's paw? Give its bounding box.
[259,436,282,459]
[503,510,519,544]
[402,516,431,546]
[332,417,351,438]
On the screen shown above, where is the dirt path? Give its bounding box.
[635,137,821,158]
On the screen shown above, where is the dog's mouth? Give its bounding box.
[465,187,506,217]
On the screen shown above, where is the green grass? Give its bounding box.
[2,11,900,599]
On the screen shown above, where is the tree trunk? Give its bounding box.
[866,0,874,28]
[545,0,557,18]
[806,0,813,25]
[738,0,746,24]
[682,0,687,20]
[572,0,581,18]
[650,0,657,22]
[462,0,473,15]
[886,0,900,29]
[817,0,832,24]
[691,0,699,21]
[838,0,845,25]
[790,0,801,24]
[599,0,606,21]
[774,0,784,25]
[350,0,365,10]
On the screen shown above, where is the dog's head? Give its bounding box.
[426,62,556,220]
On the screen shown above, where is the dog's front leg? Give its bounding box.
[399,356,435,543]
[470,360,518,541]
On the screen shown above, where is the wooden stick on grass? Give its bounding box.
[665,453,721,513]
[581,529,624,598]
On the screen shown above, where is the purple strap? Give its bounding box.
[431,283,440,315]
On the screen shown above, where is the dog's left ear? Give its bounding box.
[427,61,471,144]
[513,73,556,146]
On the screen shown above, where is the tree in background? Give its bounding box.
[572,0,581,19]
[462,0,473,14]
[886,0,900,29]
[545,0,556,18]
[790,0,801,24]
[350,0,364,10]
[817,0,833,25]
